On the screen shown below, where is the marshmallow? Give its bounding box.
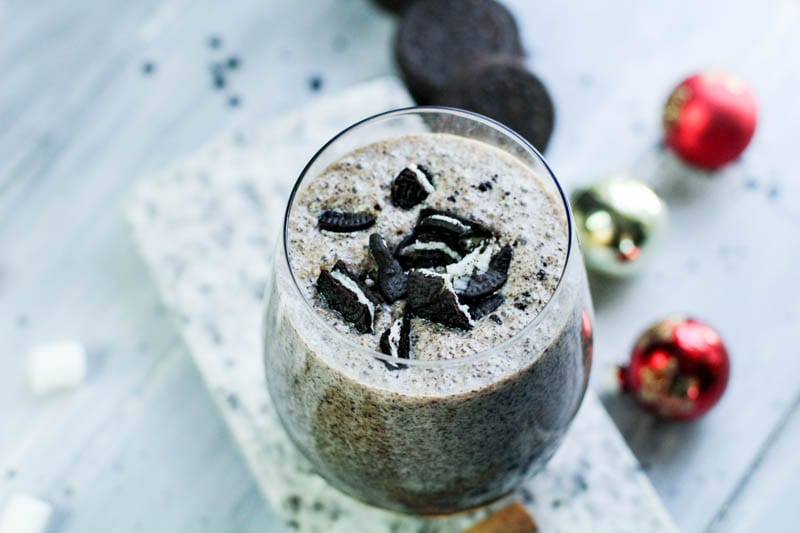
[27,340,88,395]
[0,493,53,533]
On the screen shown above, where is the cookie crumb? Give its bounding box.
[309,75,324,92]
[226,56,240,70]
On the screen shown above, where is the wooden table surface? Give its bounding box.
[1,1,798,532]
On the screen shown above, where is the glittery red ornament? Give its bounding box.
[618,317,730,420]
[663,73,757,170]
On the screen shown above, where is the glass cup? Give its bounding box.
[263,108,593,515]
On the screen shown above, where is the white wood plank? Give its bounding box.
[707,394,800,533]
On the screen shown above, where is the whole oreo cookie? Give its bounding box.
[395,0,524,103]
[433,60,555,153]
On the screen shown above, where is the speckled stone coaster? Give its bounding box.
[126,77,677,533]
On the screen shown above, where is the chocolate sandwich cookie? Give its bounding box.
[316,260,382,334]
[318,209,377,232]
[372,0,415,14]
[433,60,555,153]
[395,0,524,103]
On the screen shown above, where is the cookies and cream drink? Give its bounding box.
[264,109,593,514]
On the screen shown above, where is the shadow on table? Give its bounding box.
[600,387,704,470]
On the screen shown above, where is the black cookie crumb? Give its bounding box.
[489,314,503,325]
[226,56,240,70]
[309,75,323,92]
[286,494,301,512]
[318,210,376,232]
[211,63,226,89]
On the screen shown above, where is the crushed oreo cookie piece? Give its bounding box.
[391,165,435,209]
[447,244,497,291]
[369,233,407,303]
[418,208,494,253]
[318,210,376,232]
[417,212,472,239]
[396,240,462,269]
[316,261,381,333]
[456,245,512,300]
[459,269,507,301]
[407,270,472,330]
[490,245,513,275]
[379,315,412,370]
[419,208,493,238]
[489,313,503,325]
[469,294,505,321]
[332,261,382,306]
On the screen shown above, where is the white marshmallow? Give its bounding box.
[0,493,53,533]
[27,340,88,395]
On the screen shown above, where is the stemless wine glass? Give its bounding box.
[263,108,593,515]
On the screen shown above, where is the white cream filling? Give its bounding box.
[424,214,470,232]
[402,241,462,261]
[408,164,435,193]
[386,318,404,358]
[331,270,375,329]
[446,243,498,290]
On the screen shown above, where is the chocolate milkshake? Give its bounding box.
[264,111,592,514]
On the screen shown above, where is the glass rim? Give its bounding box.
[281,106,575,369]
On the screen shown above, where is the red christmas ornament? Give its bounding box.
[618,316,730,420]
[663,72,757,170]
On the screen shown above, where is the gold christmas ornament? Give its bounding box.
[571,176,667,277]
